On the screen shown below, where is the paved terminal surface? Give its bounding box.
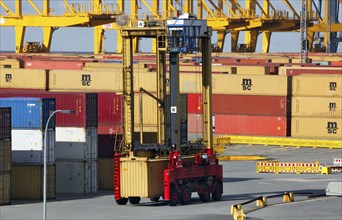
[1,145,341,220]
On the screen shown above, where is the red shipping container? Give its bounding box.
[214,114,288,136]
[98,124,123,135]
[187,114,203,133]
[98,93,122,126]
[187,94,203,114]
[0,90,97,127]
[286,68,342,76]
[24,60,84,70]
[212,94,289,116]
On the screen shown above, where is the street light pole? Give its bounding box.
[44,110,74,220]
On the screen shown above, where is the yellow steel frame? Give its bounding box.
[215,136,342,149]
[0,0,339,53]
[0,0,118,53]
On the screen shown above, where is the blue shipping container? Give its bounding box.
[0,97,56,129]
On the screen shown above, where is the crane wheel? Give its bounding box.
[199,183,211,203]
[116,198,128,205]
[169,186,179,206]
[211,181,223,201]
[129,197,141,204]
[150,196,160,202]
[180,186,191,205]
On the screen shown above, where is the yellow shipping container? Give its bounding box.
[231,66,270,75]
[213,74,289,96]
[97,158,113,190]
[0,68,47,90]
[0,173,10,205]
[120,157,169,198]
[11,164,56,200]
[292,97,342,118]
[0,58,22,68]
[291,117,342,139]
[292,75,342,97]
[48,69,123,92]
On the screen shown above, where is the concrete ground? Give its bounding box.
[0,144,341,220]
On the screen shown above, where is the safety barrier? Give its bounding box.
[256,161,321,174]
[217,136,342,149]
[231,192,294,220]
[321,158,342,174]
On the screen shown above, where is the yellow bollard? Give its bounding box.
[233,204,245,220]
[321,166,332,175]
[256,196,267,207]
[283,192,294,203]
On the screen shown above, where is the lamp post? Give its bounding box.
[44,110,75,220]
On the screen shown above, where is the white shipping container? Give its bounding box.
[11,129,55,164]
[55,127,97,160]
[56,127,86,142]
[56,160,97,195]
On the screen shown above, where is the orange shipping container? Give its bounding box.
[291,117,342,139]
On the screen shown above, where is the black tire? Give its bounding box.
[212,181,222,201]
[129,197,141,204]
[116,198,128,205]
[169,186,179,206]
[180,186,192,205]
[199,183,210,203]
[150,196,160,202]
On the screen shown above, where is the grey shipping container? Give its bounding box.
[55,127,97,160]
[56,160,97,195]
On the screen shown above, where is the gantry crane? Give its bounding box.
[113,14,223,206]
[0,0,119,53]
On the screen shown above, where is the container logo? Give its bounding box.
[241,78,253,90]
[327,122,338,134]
[5,74,12,82]
[329,103,336,111]
[81,74,92,86]
[329,82,337,91]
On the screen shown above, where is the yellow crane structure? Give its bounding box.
[0,0,340,53]
[0,0,120,53]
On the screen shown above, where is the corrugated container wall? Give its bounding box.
[0,107,11,140]
[56,160,97,195]
[212,94,289,116]
[214,115,288,136]
[0,92,97,128]
[98,93,122,134]
[97,158,114,190]
[0,97,55,129]
[0,68,47,90]
[292,97,341,118]
[11,164,56,200]
[48,69,122,92]
[291,117,342,139]
[0,140,11,172]
[11,129,55,164]
[212,75,289,96]
[55,127,97,160]
[0,173,10,205]
[292,75,342,97]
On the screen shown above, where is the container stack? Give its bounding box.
[291,75,342,139]
[0,107,11,205]
[97,93,122,190]
[0,93,99,195]
[187,75,291,138]
[53,93,98,195]
[0,98,56,200]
